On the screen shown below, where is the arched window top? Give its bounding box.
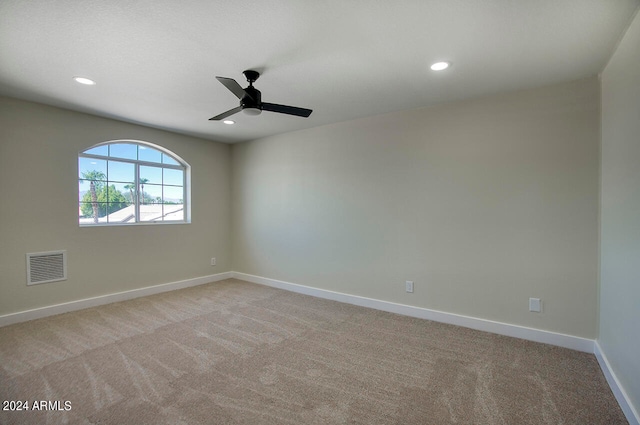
[78,140,190,226]
[81,140,187,167]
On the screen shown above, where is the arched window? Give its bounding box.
[78,140,190,225]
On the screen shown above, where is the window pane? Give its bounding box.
[79,157,107,179]
[80,201,114,224]
[163,185,184,203]
[139,145,162,163]
[109,207,136,223]
[79,202,95,221]
[84,145,108,156]
[79,201,109,222]
[106,202,134,223]
[163,168,184,186]
[79,180,94,202]
[110,182,136,204]
[107,160,135,183]
[119,183,137,204]
[105,200,128,215]
[109,143,137,160]
[163,205,184,221]
[79,180,108,203]
[162,154,179,166]
[144,184,162,205]
[140,165,162,184]
[139,204,165,222]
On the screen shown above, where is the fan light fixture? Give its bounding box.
[223,120,235,125]
[430,62,450,71]
[73,76,96,85]
[243,107,262,116]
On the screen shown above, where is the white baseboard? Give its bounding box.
[232,272,595,353]
[595,341,640,425]
[0,272,233,327]
[2,270,595,354]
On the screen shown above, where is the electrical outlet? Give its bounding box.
[405,281,414,293]
[529,298,541,312]
[210,257,216,266]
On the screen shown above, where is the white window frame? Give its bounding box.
[78,140,191,226]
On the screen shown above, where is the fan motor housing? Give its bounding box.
[242,86,262,109]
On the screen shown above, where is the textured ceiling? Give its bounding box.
[0,0,638,143]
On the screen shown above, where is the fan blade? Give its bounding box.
[262,102,312,117]
[209,106,242,121]
[216,77,251,100]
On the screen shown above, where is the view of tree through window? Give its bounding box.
[78,141,189,225]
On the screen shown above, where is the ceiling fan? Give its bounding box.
[209,70,313,121]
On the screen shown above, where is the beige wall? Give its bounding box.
[0,77,605,340]
[0,97,231,316]
[600,11,640,413]
[232,77,601,338]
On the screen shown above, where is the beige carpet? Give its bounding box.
[0,279,627,424]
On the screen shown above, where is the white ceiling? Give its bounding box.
[1,1,638,143]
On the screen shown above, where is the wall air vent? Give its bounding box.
[26,250,67,285]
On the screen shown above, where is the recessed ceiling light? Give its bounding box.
[223,120,235,125]
[73,76,96,85]
[430,62,450,71]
